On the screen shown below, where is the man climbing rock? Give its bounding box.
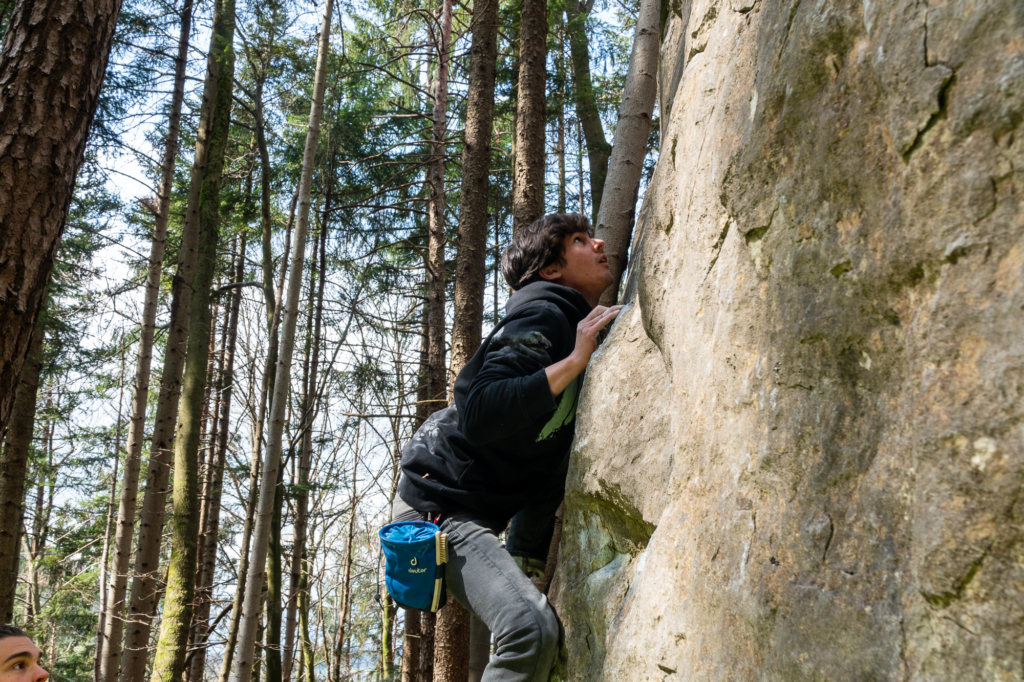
[393,213,621,681]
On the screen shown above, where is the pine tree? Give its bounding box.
[99,1,194,674]
[0,0,123,433]
[513,0,548,233]
[565,0,610,218]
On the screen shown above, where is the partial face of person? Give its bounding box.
[541,231,613,301]
[0,637,48,682]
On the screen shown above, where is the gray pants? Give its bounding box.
[392,496,559,682]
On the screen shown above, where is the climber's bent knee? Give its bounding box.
[437,510,560,682]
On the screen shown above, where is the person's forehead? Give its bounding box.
[0,637,40,661]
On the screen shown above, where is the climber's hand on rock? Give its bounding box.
[545,305,623,397]
[572,305,623,367]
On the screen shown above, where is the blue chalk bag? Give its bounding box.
[378,520,448,612]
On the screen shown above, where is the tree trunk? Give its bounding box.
[283,239,316,682]
[381,595,396,680]
[401,611,420,682]
[0,0,122,434]
[96,348,127,682]
[403,289,430,682]
[565,0,610,219]
[192,293,224,609]
[218,396,262,682]
[284,179,330,682]
[556,21,567,215]
[220,112,295,682]
[99,0,194,674]
[229,1,333,678]
[297,551,314,682]
[420,613,436,682]
[0,293,46,623]
[186,295,223,682]
[149,0,236,671]
[423,3,455,678]
[24,417,54,636]
[426,0,452,409]
[512,0,547,234]
[576,117,586,215]
[120,0,236,679]
[451,0,499,392]
[189,239,246,682]
[333,447,358,679]
[267,465,284,682]
[433,0,499,675]
[594,0,659,306]
[433,604,470,682]
[416,287,431,430]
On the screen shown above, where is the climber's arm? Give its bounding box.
[458,307,567,445]
[458,304,621,445]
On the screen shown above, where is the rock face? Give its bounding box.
[550,0,1024,679]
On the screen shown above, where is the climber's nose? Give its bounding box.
[593,237,605,252]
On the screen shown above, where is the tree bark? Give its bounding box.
[284,177,330,682]
[24,413,55,635]
[119,0,235,678]
[0,0,123,434]
[96,348,127,682]
[381,594,396,680]
[434,0,500,675]
[556,21,567,215]
[0,293,46,623]
[189,238,246,682]
[283,238,316,682]
[149,0,236,671]
[426,0,452,412]
[229,1,333,678]
[297,553,314,682]
[512,0,547,234]
[267,466,284,682]
[218,389,262,682]
[333,447,359,679]
[99,0,194,673]
[401,611,420,682]
[219,113,294,682]
[565,0,610,219]
[451,0,499,393]
[420,613,436,682]
[433,602,470,682]
[404,283,431,682]
[594,0,659,306]
[185,290,225,682]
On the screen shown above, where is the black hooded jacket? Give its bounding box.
[397,281,592,523]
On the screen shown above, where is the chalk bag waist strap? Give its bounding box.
[379,520,448,612]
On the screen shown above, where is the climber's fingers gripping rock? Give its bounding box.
[573,304,623,366]
[544,304,622,396]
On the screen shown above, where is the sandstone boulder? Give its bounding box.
[551,0,1024,679]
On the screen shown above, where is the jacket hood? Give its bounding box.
[505,281,592,321]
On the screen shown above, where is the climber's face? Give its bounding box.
[540,231,614,307]
[0,638,48,682]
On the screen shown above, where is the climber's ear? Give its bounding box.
[539,263,562,281]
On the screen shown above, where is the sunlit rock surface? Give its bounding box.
[550,0,1024,679]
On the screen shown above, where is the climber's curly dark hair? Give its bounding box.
[0,625,29,641]
[501,213,593,290]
